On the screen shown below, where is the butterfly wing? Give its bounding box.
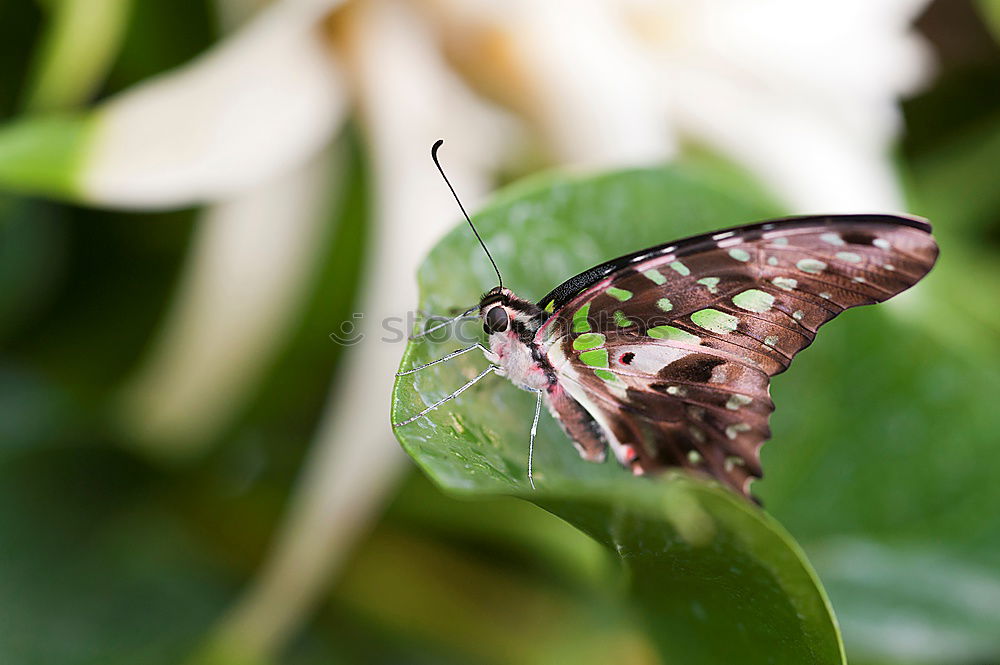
[536,214,938,499]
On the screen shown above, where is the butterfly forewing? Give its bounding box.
[538,215,938,499]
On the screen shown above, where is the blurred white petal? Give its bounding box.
[117,146,338,454]
[623,0,933,209]
[426,0,675,166]
[496,0,674,165]
[203,0,509,658]
[667,69,906,211]
[646,0,930,139]
[82,0,347,208]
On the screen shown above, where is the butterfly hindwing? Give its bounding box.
[547,333,772,496]
[538,215,938,498]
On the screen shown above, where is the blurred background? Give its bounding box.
[0,0,999,663]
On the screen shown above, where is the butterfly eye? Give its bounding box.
[484,306,509,334]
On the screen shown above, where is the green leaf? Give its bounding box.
[0,449,233,665]
[975,0,1000,44]
[810,539,1000,664]
[23,0,133,112]
[391,164,845,664]
[909,108,1000,236]
[0,113,94,198]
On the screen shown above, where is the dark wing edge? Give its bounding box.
[538,213,932,312]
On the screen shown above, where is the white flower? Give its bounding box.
[0,0,933,660]
[85,1,346,207]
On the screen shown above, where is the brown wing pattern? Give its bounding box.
[538,215,938,499]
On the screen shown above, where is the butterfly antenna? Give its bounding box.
[431,139,503,288]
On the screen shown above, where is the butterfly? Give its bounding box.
[394,141,939,501]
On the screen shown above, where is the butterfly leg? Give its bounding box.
[409,305,478,340]
[527,389,543,490]
[393,365,497,427]
[396,343,490,376]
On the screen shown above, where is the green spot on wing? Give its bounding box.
[726,423,752,439]
[657,297,674,312]
[669,261,690,276]
[573,332,606,350]
[697,276,720,293]
[544,300,555,313]
[691,308,739,334]
[579,348,609,368]
[729,248,751,262]
[772,277,797,291]
[796,258,827,274]
[643,269,667,285]
[647,325,700,343]
[594,368,617,382]
[732,289,775,313]
[607,286,633,301]
[572,303,591,333]
[726,394,753,410]
[614,310,633,327]
[835,251,862,263]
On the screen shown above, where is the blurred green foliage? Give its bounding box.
[0,1,999,665]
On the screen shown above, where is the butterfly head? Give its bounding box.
[479,287,512,336]
[478,287,544,343]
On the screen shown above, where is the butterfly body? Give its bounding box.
[461,214,939,500]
